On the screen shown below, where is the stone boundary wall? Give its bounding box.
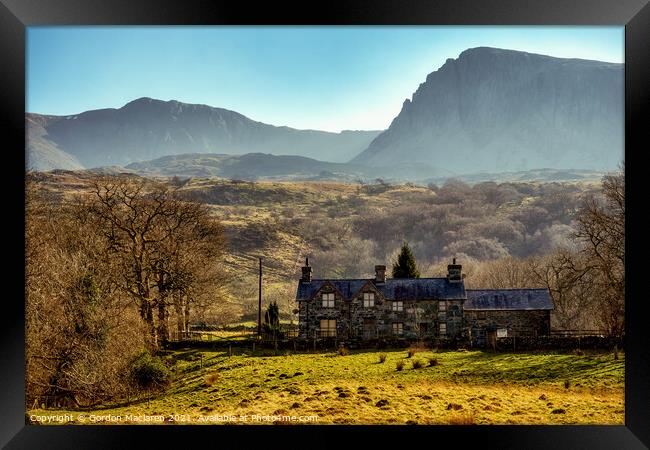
[166,335,624,351]
[490,335,623,351]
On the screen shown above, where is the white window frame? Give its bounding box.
[439,322,447,336]
[392,322,404,335]
[439,301,447,312]
[320,319,337,337]
[392,301,404,312]
[322,292,335,308]
[363,292,375,307]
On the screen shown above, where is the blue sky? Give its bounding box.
[27,26,623,132]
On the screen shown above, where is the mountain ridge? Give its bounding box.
[351,46,623,172]
[26,47,623,175]
[26,97,382,170]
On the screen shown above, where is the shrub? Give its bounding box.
[396,360,405,371]
[204,372,220,387]
[564,380,570,389]
[338,346,350,356]
[407,346,424,358]
[428,357,439,367]
[129,351,171,391]
[378,353,387,363]
[412,360,424,369]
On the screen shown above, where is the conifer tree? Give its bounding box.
[392,241,421,278]
[263,301,281,334]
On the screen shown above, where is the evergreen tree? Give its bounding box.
[392,241,421,278]
[263,301,281,334]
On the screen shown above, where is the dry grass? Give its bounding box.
[447,412,476,425]
[204,372,220,386]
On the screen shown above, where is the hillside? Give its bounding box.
[122,152,454,182]
[29,170,602,324]
[26,98,382,168]
[352,47,623,173]
[26,114,85,171]
[106,152,604,184]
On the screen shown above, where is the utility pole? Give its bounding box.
[258,257,262,337]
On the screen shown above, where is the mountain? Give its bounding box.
[122,152,454,182]
[26,115,84,171]
[351,47,624,173]
[26,98,382,169]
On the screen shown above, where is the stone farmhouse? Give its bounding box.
[295,258,552,347]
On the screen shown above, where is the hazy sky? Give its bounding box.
[27,26,623,132]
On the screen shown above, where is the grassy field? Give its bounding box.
[28,348,624,425]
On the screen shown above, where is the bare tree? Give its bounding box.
[528,250,598,330]
[26,180,145,408]
[80,176,227,349]
[573,167,625,336]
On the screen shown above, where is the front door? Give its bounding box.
[487,330,497,350]
[363,318,376,339]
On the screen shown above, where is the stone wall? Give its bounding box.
[490,335,623,351]
[464,309,551,345]
[298,283,350,339]
[298,286,465,340]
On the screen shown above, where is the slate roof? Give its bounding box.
[464,289,553,311]
[296,278,466,301]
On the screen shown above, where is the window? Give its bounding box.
[478,311,487,319]
[392,322,403,335]
[363,292,375,307]
[439,323,447,336]
[322,292,335,307]
[392,301,403,312]
[449,305,460,317]
[439,301,447,312]
[320,319,336,337]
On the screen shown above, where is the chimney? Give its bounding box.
[447,257,462,282]
[301,257,312,283]
[375,265,386,283]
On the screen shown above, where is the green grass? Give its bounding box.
[28,349,624,425]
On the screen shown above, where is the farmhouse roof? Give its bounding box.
[295,278,466,302]
[464,289,554,311]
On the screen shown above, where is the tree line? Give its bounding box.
[26,175,227,407]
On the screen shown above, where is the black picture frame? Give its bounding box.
[2,0,649,447]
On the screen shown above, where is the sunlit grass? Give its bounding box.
[28,349,624,425]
